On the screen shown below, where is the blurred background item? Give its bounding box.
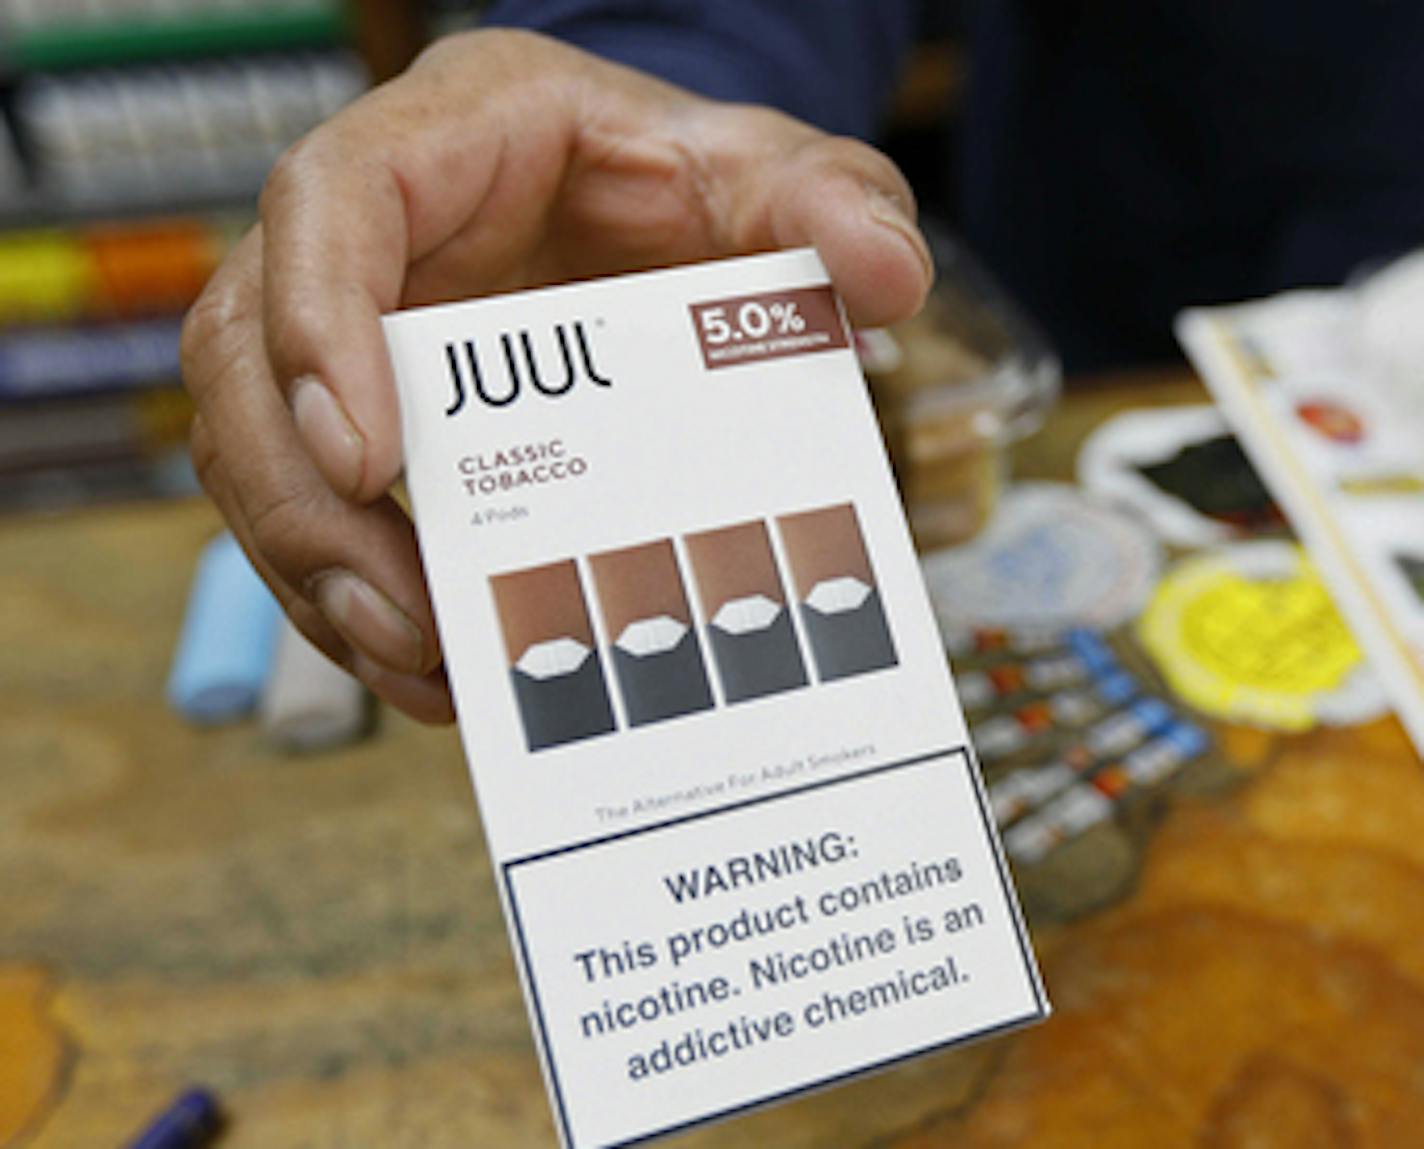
[0,0,374,512]
[5,7,1424,1148]
[864,225,1060,551]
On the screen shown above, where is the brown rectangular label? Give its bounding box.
[689,284,849,370]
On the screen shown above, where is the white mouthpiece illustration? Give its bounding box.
[805,576,871,615]
[616,615,689,657]
[711,595,782,635]
[516,637,591,679]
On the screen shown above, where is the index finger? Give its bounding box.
[258,32,579,503]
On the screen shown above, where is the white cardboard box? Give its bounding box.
[384,249,1047,1148]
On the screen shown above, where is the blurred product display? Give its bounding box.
[0,316,186,398]
[0,0,370,512]
[865,226,1060,551]
[0,388,197,511]
[5,54,364,218]
[0,1,347,65]
[0,119,21,197]
[0,217,240,326]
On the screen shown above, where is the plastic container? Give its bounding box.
[862,226,1060,552]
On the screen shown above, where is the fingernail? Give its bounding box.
[866,187,935,282]
[350,654,457,725]
[312,570,425,675]
[292,376,365,498]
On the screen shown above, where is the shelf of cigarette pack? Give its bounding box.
[0,213,245,323]
[0,52,367,222]
[0,317,187,402]
[0,190,258,231]
[0,4,350,75]
[0,386,197,514]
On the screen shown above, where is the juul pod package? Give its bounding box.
[384,249,1048,1149]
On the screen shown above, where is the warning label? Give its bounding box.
[503,750,1047,1149]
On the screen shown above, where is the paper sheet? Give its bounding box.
[1178,293,1424,758]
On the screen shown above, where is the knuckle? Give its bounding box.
[188,414,219,494]
[484,26,563,63]
[414,27,574,97]
[179,292,221,372]
[180,284,244,394]
[412,27,478,69]
[700,101,814,152]
[826,137,913,198]
[259,133,322,222]
[809,133,880,171]
[264,288,338,383]
[180,290,255,404]
[423,26,547,66]
[245,481,326,578]
[780,135,917,225]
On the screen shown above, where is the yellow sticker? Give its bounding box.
[1139,543,1382,730]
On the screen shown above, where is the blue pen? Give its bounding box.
[126,1088,223,1149]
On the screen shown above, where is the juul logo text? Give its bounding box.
[443,321,613,416]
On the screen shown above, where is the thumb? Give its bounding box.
[694,110,935,327]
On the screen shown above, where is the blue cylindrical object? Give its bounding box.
[1130,697,1177,738]
[1164,721,1212,760]
[167,532,281,724]
[127,1087,223,1149]
[1067,628,1118,677]
[1096,670,1140,707]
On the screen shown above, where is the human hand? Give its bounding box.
[181,29,933,723]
